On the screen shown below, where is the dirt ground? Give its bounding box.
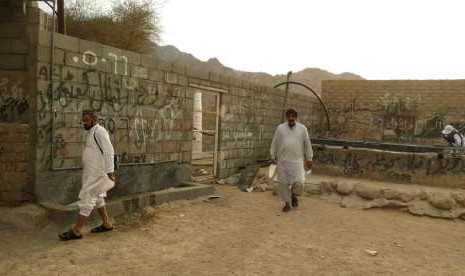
[1,185,465,275]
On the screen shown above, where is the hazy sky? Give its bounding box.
[43,0,465,80]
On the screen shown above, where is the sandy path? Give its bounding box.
[1,185,465,275]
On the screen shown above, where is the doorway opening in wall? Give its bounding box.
[190,88,220,181]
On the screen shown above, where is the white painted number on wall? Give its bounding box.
[74,51,129,76]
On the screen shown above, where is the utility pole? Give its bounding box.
[281,71,292,121]
[57,0,66,34]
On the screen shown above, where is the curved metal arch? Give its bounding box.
[274,81,331,131]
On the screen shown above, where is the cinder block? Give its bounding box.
[0,191,30,204]
[0,54,26,70]
[208,71,220,83]
[80,49,103,68]
[0,38,11,53]
[148,69,164,82]
[131,66,149,79]
[102,45,122,61]
[94,57,112,73]
[10,38,28,54]
[231,77,242,88]
[0,23,27,38]
[178,75,188,86]
[157,59,172,72]
[61,66,79,82]
[27,7,41,23]
[36,62,61,81]
[172,62,186,75]
[120,49,141,66]
[186,65,209,80]
[78,38,103,56]
[114,61,130,75]
[36,46,65,65]
[77,68,99,85]
[166,71,178,84]
[37,30,52,46]
[219,74,232,85]
[140,55,157,69]
[64,51,85,68]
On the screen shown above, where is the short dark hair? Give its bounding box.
[285,108,298,117]
[82,110,97,117]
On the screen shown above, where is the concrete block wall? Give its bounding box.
[33,29,198,203]
[217,87,320,178]
[321,80,465,144]
[1,5,321,205]
[313,145,465,189]
[0,1,41,205]
[30,13,321,203]
[0,123,31,204]
[217,86,281,178]
[34,32,194,169]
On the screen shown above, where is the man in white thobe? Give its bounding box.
[270,109,313,212]
[59,110,116,241]
[442,125,465,148]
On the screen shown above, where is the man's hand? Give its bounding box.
[107,172,116,182]
[305,160,313,171]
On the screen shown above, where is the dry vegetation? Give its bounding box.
[65,0,161,53]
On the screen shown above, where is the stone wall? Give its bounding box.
[321,80,465,144]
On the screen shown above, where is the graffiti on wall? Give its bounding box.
[221,92,275,152]
[323,86,465,145]
[379,93,419,142]
[418,113,465,142]
[0,77,28,122]
[37,51,191,169]
[324,92,421,142]
[74,51,147,79]
[315,149,465,185]
[133,97,184,149]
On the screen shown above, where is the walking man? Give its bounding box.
[270,108,313,212]
[59,110,116,241]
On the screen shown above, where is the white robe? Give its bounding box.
[270,122,313,202]
[78,124,115,216]
[450,133,465,148]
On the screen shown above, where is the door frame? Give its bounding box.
[188,83,228,177]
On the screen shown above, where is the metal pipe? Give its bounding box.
[50,0,56,170]
[281,71,292,121]
[118,160,178,166]
[310,137,447,153]
[51,160,178,171]
[274,81,331,131]
[42,0,57,14]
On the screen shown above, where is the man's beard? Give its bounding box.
[84,124,92,130]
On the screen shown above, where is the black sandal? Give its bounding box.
[91,224,114,233]
[292,195,298,208]
[282,203,292,212]
[59,229,83,241]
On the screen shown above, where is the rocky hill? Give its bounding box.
[154,44,364,95]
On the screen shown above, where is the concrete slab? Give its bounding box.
[39,182,216,226]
